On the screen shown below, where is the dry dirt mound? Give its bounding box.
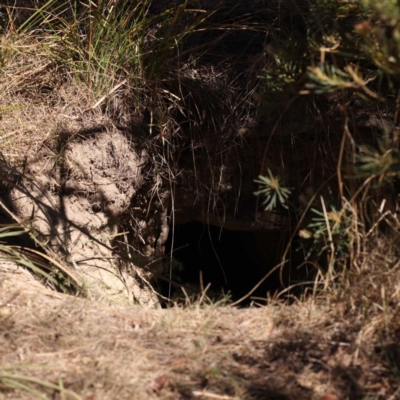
[6,125,167,308]
[0,265,397,400]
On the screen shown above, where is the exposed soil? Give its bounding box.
[5,125,164,307]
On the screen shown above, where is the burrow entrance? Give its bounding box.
[161,222,310,304]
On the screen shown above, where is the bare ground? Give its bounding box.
[0,262,399,400]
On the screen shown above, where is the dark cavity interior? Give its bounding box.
[162,222,309,304]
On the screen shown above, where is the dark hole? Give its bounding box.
[162,221,309,305]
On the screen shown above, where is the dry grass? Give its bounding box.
[0,37,115,164]
[2,242,400,400]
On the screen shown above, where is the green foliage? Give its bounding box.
[356,145,399,179]
[300,205,352,259]
[309,0,400,91]
[256,0,400,101]
[259,39,306,101]
[255,0,400,282]
[143,2,210,81]
[254,169,292,211]
[12,0,210,94]
[21,0,148,94]
[307,64,364,93]
[354,11,400,76]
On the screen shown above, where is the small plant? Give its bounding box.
[299,202,353,261]
[356,145,399,180]
[254,169,292,211]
